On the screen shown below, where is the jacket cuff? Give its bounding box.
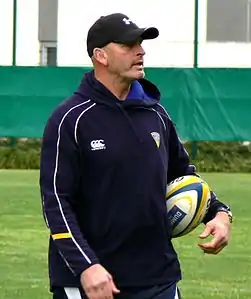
[203,191,232,224]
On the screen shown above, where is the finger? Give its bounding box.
[107,274,120,294]
[200,245,225,255]
[213,246,225,254]
[110,279,120,294]
[208,233,227,248]
[199,225,213,239]
[198,238,218,250]
[198,230,225,248]
[198,236,226,254]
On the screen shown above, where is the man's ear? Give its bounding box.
[93,48,108,66]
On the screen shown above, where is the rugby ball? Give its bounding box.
[166,175,211,238]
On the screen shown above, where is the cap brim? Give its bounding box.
[141,27,159,40]
[114,27,159,44]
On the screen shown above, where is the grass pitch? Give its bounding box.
[0,170,250,299]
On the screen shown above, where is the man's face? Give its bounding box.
[103,40,146,81]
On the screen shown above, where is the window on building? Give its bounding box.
[47,46,57,66]
[207,0,251,42]
[40,42,57,66]
[38,0,58,66]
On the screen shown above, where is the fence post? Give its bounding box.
[12,0,17,66]
[193,0,199,68]
[192,0,199,159]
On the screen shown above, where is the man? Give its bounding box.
[40,13,232,299]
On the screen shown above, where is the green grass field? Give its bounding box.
[0,170,250,299]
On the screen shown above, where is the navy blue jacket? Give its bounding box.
[40,71,226,291]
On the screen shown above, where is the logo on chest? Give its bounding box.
[151,132,160,148]
[90,139,106,151]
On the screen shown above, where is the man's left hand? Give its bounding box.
[198,212,231,254]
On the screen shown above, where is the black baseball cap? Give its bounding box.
[87,13,159,57]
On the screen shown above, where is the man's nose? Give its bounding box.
[136,44,145,56]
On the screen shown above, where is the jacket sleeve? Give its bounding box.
[165,113,232,223]
[39,113,99,276]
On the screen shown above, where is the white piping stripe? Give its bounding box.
[151,108,166,130]
[174,286,179,299]
[42,194,49,228]
[64,288,82,299]
[58,250,75,274]
[157,103,170,117]
[157,104,188,153]
[74,103,96,144]
[53,99,92,265]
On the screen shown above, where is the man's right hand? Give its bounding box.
[80,264,120,299]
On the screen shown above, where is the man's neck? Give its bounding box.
[94,71,132,101]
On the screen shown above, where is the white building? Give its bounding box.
[0,0,251,67]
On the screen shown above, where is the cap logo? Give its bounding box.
[123,17,133,25]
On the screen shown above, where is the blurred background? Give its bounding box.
[0,1,250,299]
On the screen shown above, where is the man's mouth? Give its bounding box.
[133,61,144,67]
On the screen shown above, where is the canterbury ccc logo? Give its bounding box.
[90,139,106,151]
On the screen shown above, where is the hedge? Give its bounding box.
[0,139,251,172]
[186,141,251,172]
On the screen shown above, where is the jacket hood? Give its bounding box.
[75,70,161,108]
